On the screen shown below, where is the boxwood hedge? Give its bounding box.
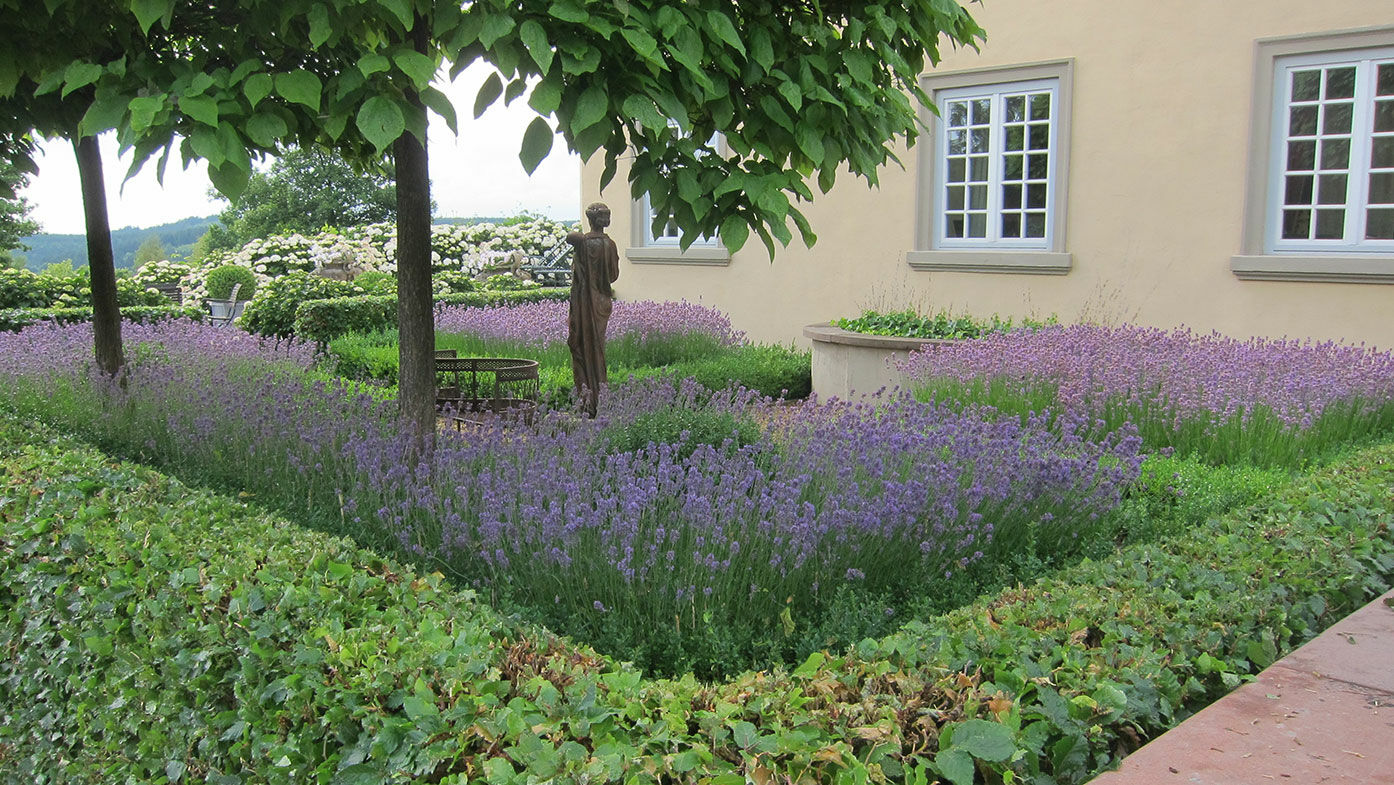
[292,288,570,344]
[2,417,1391,784]
[0,304,205,333]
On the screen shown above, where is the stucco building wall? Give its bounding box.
[580,1,1394,348]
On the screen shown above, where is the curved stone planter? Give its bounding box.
[803,323,955,400]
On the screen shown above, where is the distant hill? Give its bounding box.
[19,215,219,270]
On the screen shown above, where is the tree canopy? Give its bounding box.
[0,159,41,266]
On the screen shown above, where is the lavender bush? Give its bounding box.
[900,324,1394,466]
[0,320,1139,675]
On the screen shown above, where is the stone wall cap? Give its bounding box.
[803,322,958,352]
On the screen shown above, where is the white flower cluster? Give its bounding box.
[130,260,193,286]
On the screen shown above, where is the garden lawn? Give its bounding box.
[2,416,1392,784]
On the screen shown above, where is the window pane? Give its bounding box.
[1370,171,1394,205]
[948,130,966,154]
[971,98,991,124]
[970,128,989,153]
[1287,139,1317,171]
[1282,209,1311,239]
[1321,102,1353,135]
[1004,154,1023,179]
[1029,93,1050,120]
[1026,183,1047,209]
[1320,138,1350,170]
[1001,213,1021,237]
[1028,124,1049,150]
[948,101,968,127]
[1004,95,1025,122]
[1324,67,1356,99]
[1380,64,1394,96]
[1376,100,1394,133]
[1288,105,1318,136]
[1367,208,1394,239]
[1373,137,1394,168]
[967,213,987,238]
[947,185,964,210]
[1025,212,1046,237]
[1002,183,1022,208]
[947,158,966,182]
[1005,125,1024,151]
[1317,173,1348,205]
[1028,153,1048,179]
[1284,174,1314,206]
[969,185,987,210]
[969,155,989,182]
[1291,69,1321,102]
[1315,209,1345,239]
[946,215,964,238]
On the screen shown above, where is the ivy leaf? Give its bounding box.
[275,70,322,110]
[519,20,553,75]
[130,0,172,34]
[474,71,502,119]
[179,95,219,128]
[934,748,975,785]
[242,72,273,108]
[948,719,1016,762]
[356,96,405,154]
[519,116,554,174]
[307,4,333,48]
[60,62,102,99]
[332,764,387,785]
[393,50,436,88]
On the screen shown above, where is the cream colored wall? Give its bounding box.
[581,0,1394,348]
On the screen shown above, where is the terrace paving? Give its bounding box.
[1089,588,1394,784]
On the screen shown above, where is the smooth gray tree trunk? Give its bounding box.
[74,135,124,376]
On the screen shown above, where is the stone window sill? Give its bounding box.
[1230,255,1394,284]
[906,250,1072,275]
[625,246,730,266]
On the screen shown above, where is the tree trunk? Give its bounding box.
[394,14,435,449]
[74,135,124,376]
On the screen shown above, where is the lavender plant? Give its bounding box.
[900,324,1394,466]
[0,320,1140,676]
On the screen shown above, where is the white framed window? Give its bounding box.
[627,130,730,265]
[909,60,1073,275]
[935,79,1059,249]
[1268,49,1394,252]
[640,192,721,247]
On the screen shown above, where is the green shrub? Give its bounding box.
[294,287,569,343]
[596,405,763,461]
[433,270,477,294]
[0,268,169,310]
[834,309,1056,339]
[204,264,258,300]
[482,273,537,291]
[669,344,813,399]
[1,417,1392,784]
[352,270,397,294]
[0,305,203,332]
[237,272,363,338]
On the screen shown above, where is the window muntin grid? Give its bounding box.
[1271,49,1394,251]
[936,79,1057,249]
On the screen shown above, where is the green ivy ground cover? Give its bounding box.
[2,416,1392,784]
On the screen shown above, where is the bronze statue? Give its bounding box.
[566,202,620,417]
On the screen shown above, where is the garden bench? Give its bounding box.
[146,282,182,304]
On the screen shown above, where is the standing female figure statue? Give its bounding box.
[566,202,620,417]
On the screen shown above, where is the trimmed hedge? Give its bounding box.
[2,417,1392,784]
[292,287,570,344]
[0,304,204,332]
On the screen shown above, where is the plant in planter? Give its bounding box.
[204,265,258,321]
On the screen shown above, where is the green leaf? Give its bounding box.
[245,113,288,148]
[720,215,749,253]
[402,695,438,720]
[482,756,514,785]
[307,4,333,47]
[749,27,774,73]
[528,76,562,115]
[421,86,458,134]
[127,96,165,134]
[730,720,757,749]
[332,764,387,785]
[621,95,665,130]
[78,90,127,137]
[504,78,527,105]
[519,116,554,174]
[179,95,219,128]
[571,85,607,133]
[796,125,824,164]
[934,748,975,785]
[519,20,553,74]
[356,96,405,154]
[61,62,102,99]
[621,27,659,60]
[130,0,172,34]
[84,635,113,656]
[949,719,1016,763]
[548,0,588,24]
[393,50,436,87]
[379,0,412,28]
[242,73,273,108]
[165,760,186,783]
[474,72,503,119]
[704,10,745,56]
[275,70,322,110]
[479,15,515,49]
[358,54,390,77]
[792,651,824,678]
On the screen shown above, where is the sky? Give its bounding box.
[19,63,583,235]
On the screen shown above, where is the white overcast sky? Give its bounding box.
[20,63,583,235]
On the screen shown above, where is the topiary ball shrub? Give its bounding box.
[204,265,258,301]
